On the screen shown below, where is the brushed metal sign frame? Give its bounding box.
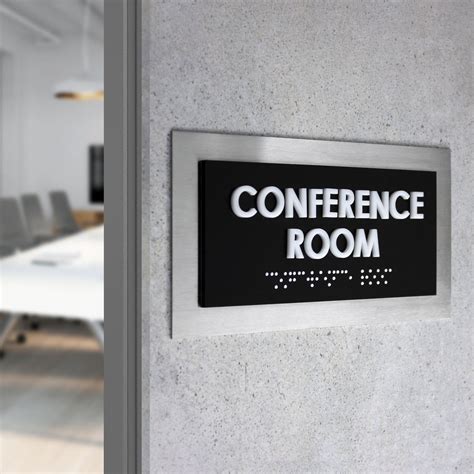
[172,131,450,338]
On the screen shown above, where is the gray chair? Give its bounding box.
[0,197,34,255]
[49,191,79,235]
[0,198,37,353]
[21,194,53,244]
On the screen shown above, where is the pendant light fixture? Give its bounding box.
[54,0,103,100]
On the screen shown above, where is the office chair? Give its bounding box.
[0,197,33,352]
[0,197,34,254]
[21,194,54,244]
[49,191,79,235]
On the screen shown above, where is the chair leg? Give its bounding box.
[30,317,41,330]
[0,313,22,356]
[85,320,104,350]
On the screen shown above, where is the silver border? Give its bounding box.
[172,131,450,338]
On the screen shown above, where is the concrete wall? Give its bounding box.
[145,1,472,471]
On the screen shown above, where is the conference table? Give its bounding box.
[0,226,104,351]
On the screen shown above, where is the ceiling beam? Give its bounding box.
[53,0,103,42]
[82,0,104,42]
[0,3,60,43]
[85,0,104,21]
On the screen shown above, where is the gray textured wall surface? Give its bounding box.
[144,0,473,471]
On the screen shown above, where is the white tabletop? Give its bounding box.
[0,226,103,321]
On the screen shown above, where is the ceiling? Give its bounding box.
[0,0,104,43]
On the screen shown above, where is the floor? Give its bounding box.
[0,318,103,473]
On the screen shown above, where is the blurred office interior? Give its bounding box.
[0,1,104,472]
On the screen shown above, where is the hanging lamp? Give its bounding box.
[54,0,103,100]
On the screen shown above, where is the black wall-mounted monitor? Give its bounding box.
[89,144,104,204]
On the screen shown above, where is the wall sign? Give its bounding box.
[173,132,450,337]
[199,161,436,308]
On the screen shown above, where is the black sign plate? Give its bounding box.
[199,160,436,308]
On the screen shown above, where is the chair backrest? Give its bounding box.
[21,194,52,241]
[49,191,79,235]
[0,197,34,253]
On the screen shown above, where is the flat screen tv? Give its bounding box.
[89,145,104,204]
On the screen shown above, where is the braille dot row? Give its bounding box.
[308,269,350,275]
[271,269,391,279]
[360,268,392,274]
[266,271,309,277]
[361,280,388,286]
[267,269,353,278]
[360,274,386,280]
